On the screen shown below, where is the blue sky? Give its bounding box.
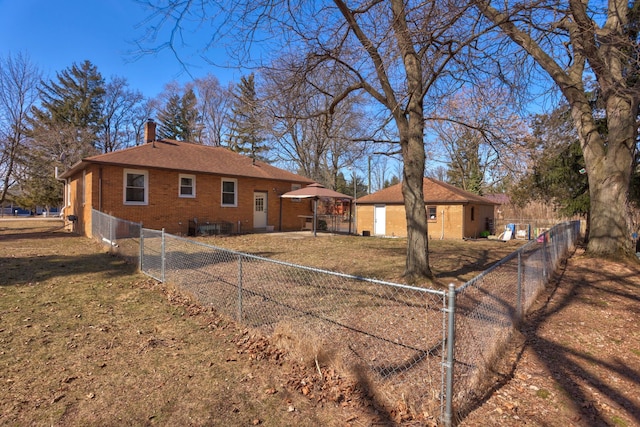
[0,0,238,99]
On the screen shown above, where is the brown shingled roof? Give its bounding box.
[483,193,511,205]
[356,177,498,205]
[59,139,314,183]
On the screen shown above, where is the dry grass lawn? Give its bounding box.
[10,219,624,426]
[195,231,527,287]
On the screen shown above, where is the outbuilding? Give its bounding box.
[356,178,497,239]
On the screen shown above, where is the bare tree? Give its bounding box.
[474,0,640,258]
[0,52,41,207]
[194,74,231,146]
[130,99,158,145]
[137,0,483,282]
[427,84,530,193]
[98,76,145,152]
[261,57,368,188]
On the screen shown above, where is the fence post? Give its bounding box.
[109,216,113,253]
[237,255,243,321]
[541,232,547,281]
[517,251,523,323]
[444,283,456,427]
[139,227,144,272]
[161,228,166,283]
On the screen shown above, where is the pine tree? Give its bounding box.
[179,88,199,141]
[23,60,104,209]
[226,74,267,161]
[157,87,201,141]
[157,93,182,140]
[29,60,105,167]
[445,128,484,195]
[513,106,589,217]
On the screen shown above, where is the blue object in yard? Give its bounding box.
[507,223,516,236]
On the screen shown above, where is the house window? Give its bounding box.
[124,169,148,205]
[221,178,237,207]
[428,206,437,221]
[179,174,196,198]
[471,206,475,221]
[291,183,301,202]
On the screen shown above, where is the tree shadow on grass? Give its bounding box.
[0,224,71,241]
[0,252,137,287]
[458,247,640,425]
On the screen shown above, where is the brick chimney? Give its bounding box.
[144,118,156,143]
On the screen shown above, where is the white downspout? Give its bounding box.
[440,209,445,240]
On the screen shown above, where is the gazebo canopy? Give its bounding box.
[280,183,352,236]
[280,182,352,200]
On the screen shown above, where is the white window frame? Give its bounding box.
[427,206,437,222]
[123,169,149,205]
[221,178,237,207]
[179,174,196,198]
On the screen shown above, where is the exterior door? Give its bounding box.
[253,192,268,229]
[374,205,386,235]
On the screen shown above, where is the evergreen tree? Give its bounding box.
[156,87,201,141]
[226,74,267,161]
[29,60,105,168]
[180,87,199,141]
[445,128,484,195]
[23,60,104,209]
[157,93,182,140]
[513,106,589,218]
[31,61,104,146]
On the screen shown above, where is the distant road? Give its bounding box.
[0,216,63,221]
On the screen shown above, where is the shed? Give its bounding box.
[355,178,498,239]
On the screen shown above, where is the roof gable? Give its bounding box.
[356,177,498,205]
[59,140,314,183]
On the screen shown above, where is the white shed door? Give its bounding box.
[374,205,386,235]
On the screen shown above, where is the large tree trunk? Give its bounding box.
[398,105,434,281]
[474,0,639,260]
[388,0,434,282]
[573,93,637,258]
[401,135,433,281]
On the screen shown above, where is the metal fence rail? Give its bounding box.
[91,210,142,264]
[93,207,579,425]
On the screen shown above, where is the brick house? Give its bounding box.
[58,120,314,236]
[355,178,497,239]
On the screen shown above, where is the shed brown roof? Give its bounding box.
[356,177,498,205]
[59,139,314,183]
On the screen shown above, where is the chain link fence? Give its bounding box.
[140,227,449,419]
[92,208,579,425]
[449,221,580,423]
[91,210,142,264]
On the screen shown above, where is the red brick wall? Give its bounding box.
[66,164,313,236]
